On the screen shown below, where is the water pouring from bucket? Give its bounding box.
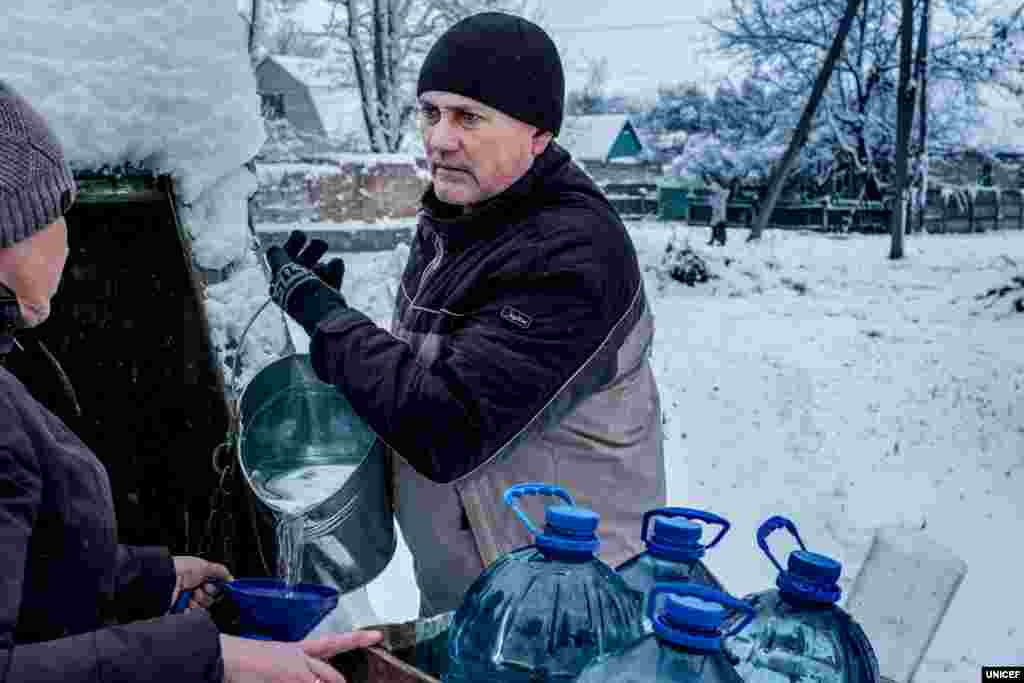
[230,299,396,601]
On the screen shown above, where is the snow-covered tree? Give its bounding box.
[669,79,795,191]
[638,82,712,158]
[567,56,614,116]
[318,0,526,152]
[243,0,324,62]
[707,0,1024,201]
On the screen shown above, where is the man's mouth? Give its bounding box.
[435,165,469,177]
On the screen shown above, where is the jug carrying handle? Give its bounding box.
[170,577,227,615]
[642,507,730,550]
[503,483,576,537]
[647,582,756,639]
[756,515,807,574]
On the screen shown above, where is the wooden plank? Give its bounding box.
[333,646,440,683]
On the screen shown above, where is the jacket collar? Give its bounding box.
[419,142,572,248]
[1,283,20,357]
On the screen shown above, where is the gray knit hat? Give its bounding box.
[0,80,77,249]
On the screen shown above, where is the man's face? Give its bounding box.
[0,217,69,327]
[418,91,552,210]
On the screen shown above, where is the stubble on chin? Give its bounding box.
[18,300,51,327]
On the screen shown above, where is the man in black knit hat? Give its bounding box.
[267,12,666,616]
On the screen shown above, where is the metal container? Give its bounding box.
[234,301,396,594]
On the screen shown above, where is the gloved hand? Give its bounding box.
[267,230,348,337]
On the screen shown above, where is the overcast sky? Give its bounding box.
[297,0,736,98]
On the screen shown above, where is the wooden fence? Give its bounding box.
[913,188,1024,233]
[610,181,1024,234]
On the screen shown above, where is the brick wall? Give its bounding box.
[320,160,428,222]
[252,158,429,225]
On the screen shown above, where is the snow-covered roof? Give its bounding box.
[262,55,365,142]
[309,89,366,141]
[268,55,342,89]
[561,114,634,161]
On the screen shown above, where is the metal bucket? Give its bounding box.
[233,301,396,594]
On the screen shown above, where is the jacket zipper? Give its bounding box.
[411,232,445,307]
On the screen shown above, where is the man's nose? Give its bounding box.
[427,115,460,151]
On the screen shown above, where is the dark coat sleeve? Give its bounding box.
[113,545,177,622]
[5,611,224,683]
[0,392,224,683]
[309,232,623,484]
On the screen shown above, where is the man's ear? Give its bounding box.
[531,130,553,155]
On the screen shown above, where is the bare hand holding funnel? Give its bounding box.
[220,629,382,683]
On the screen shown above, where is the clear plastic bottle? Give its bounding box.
[575,582,754,683]
[444,483,644,683]
[617,507,729,632]
[723,516,881,683]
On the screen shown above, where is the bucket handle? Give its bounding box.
[230,294,297,398]
[756,515,807,574]
[503,483,575,537]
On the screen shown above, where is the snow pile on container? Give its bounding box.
[7,0,282,387]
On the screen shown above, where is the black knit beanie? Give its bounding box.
[0,80,77,249]
[417,12,565,136]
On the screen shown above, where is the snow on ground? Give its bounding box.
[302,223,1024,681]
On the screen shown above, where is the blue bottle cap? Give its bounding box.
[536,505,600,557]
[790,550,842,583]
[648,518,704,560]
[778,550,843,604]
[653,594,726,652]
[666,595,727,630]
[546,505,600,534]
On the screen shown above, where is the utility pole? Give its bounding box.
[748,0,865,241]
[889,0,916,259]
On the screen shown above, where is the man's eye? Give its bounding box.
[419,106,440,122]
[460,112,481,126]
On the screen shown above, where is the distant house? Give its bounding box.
[560,114,661,185]
[561,114,644,163]
[254,54,366,146]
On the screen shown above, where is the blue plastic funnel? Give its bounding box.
[173,578,339,641]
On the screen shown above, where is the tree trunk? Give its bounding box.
[749,0,865,241]
[889,0,916,259]
[249,0,260,59]
[345,0,383,152]
[372,0,390,150]
[914,0,932,234]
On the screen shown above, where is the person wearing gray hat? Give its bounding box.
[266,12,666,617]
[0,80,381,683]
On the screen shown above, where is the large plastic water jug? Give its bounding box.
[575,582,754,683]
[444,483,644,683]
[617,507,729,632]
[722,516,880,683]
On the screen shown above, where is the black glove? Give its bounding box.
[266,230,348,337]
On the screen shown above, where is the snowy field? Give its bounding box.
[294,222,1024,682]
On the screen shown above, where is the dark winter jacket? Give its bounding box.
[0,330,223,682]
[309,141,665,613]
[309,141,651,484]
